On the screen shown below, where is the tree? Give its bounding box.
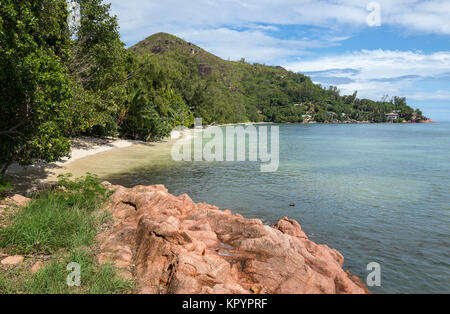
[68,0,130,136]
[0,0,73,173]
[393,96,407,107]
[121,89,172,141]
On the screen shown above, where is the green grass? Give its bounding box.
[0,174,110,255]
[1,249,133,294]
[0,174,134,294]
[0,273,10,294]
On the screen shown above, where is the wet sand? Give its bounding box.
[6,134,189,195]
[48,141,176,181]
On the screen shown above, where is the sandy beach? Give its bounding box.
[5,129,193,195]
[5,123,265,195]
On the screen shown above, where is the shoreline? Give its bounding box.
[94,182,369,294]
[5,120,436,195]
[55,137,138,167]
[5,129,193,195]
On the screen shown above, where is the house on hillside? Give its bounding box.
[386,112,400,122]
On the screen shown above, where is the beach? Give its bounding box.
[5,129,192,195]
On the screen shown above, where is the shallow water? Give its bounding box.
[77,123,449,294]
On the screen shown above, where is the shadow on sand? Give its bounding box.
[5,162,63,196]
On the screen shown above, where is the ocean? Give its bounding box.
[106,122,450,294]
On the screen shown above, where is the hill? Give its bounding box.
[127,32,427,126]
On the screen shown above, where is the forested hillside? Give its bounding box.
[0,0,427,174]
[129,32,426,125]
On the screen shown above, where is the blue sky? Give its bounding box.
[108,0,450,121]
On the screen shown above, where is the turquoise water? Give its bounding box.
[107,123,450,294]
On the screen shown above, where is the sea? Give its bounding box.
[106,122,450,294]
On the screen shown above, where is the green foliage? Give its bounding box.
[0,174,11,195]
[121,54,195,140]
[29,249,132,294]
[0,174,133,294]
[129,33,421,127]
[0,174,109,255]
[0,0,132,172]
[0,249,133,294]
[0,0,73,172]
[121,89,171,140]
[68,0,130,137]
[0,273,10,294]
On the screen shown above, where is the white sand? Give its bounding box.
[55,137,138,167]
[7,124,254,194]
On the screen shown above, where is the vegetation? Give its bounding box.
[0,1,427,174]
[68,0,130,137]
[0,175,11,196]
[0,174,133,294]
[0,249,133,294]
[0,0,74,174]
[0,174,109,254]
[0,0,130,173]
[128,33,425,126]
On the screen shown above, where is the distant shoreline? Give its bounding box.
[281,119,435,125]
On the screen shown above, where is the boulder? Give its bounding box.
[31,261,44,273]
[8,194,31,207]
[98,183,369,294]
[1,255,24,265]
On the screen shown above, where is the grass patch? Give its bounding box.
[0,174,110,255]
[1,249,133,294]
[0,174,134,294]
[0,273,10,294]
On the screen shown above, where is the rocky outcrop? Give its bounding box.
[98,183,369,294]
[1,255,24,265]
[416,118,435,123]
[6,195,31,207]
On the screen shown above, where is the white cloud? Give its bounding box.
[285,49,450,105]
[109,0,450,44]
[106,0,450,118]
[176,28,342,63]
[107,0,450,66]
[287,50,450,80]
[408,90,450,101]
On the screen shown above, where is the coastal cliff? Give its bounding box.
[98,183,369,294]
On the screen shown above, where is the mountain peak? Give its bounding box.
[129,32,204,56]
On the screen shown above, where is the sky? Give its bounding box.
[107,0,450,121]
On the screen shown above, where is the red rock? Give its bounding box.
[98,183,369,294]
[274,217,308,239]
[31,261,43,273]
[1,255,24,265]
[8,194,31,207]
